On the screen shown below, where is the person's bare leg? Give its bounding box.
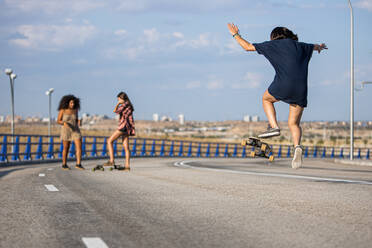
[262,90,280,128]
[122,136,131,169]
[62,141,70,166]
[288,104,304,146]
[107,131,123,164]
[74,138,82,165]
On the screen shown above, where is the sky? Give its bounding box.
[0,0,371,121]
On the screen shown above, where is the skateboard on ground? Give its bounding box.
[92,164,126,172]
[241,137,275,161]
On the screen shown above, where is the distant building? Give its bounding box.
[153,113,159,122]
[243,115,251,122]
[252,115,260,122]
[178,114,185,125]
[0,116,4,123]
[161,115,172,122]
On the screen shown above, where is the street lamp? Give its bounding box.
[348,0,354,160]
[45,88,54,137]
[355,81,372,91]
[4,68,16,144]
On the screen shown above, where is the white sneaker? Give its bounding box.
[292,146,303,169]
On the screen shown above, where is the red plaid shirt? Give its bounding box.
[115,101,135,136]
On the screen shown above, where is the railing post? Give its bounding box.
[304,147,309,158]
[69,141,76,158]
[196,143,201,157]
[357,148,361,159]
[131,139,137,156]
[24,136,31,160]
[224,144,229,157]
[269,145,273,157]
[242,146,246,158]
[150,140,156,156]
[277,145,282,158]
[215,144,220,157]
[286,146,291,158]
[141,139,146,156]
[101,137,107,157]
[331,147,335,158]
[187,142,192,157]
[82,137,86,158]
[36,136,43,160]
[205,144,210,157]
[160,140,165,157]
[178,141,183,157]
[339,148,344,158]
[47,136,54,159]
[321,147,326,158]
[169,141,174,157]
[12,136,20,161]
[233,144,237,157]
[366,149,370,160]
[0,135,7,162]
[113,140,118,156]
[91,137,97,157]
[58,140,63,158]
[313,147,318,158]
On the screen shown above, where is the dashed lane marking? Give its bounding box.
[82,237,109,248]
[44,184,59,191]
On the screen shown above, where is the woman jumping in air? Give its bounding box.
[227,23,327,169]
[57,95,84,170]
[104,92,135,170]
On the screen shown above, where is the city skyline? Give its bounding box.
[1,0,372,121]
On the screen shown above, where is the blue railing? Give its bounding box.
[0,133,370,163]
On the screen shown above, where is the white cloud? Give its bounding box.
[173,32,184,39]
[9,24,96,51]
[231,72,262,89]
[144,28,160,43]
[190,33,211,48]
[207,80,224,90]
[186,81,201,89]
[114,29,128,36]
[4,0,105,15]
[355,0,372,11]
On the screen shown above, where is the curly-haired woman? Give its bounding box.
[57,95,84,170]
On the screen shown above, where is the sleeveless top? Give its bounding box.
[60,113,81,141]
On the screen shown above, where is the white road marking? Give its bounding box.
[39,173,45,177]
[174,161,372,185]
[82,237,109,248]
[45,184,59,191]
[48,168,54,171]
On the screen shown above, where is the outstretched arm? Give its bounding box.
[313,43,327,53]
[227,23,256,52]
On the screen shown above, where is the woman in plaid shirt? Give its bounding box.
[104,92,135,170]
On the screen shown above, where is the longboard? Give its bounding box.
[241,137,275,161]
[92,164,128,171]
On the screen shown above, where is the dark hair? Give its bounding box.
[117,91,134,111]
[270,27,298,41]
[58,95,80,110]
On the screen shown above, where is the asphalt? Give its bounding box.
[0,158,371,248]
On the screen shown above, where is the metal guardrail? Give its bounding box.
[0,133,370,164]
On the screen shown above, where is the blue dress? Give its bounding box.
[253,39,314,107]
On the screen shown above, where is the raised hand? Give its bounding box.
[315,43,328,53]
[227,23,240,36]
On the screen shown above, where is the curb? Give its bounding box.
[334,159,372,167]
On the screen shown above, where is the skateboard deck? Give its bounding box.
[241,137,275,161]
[92,164,127,171]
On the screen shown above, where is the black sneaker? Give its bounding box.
[258,126,280,138]
[75,164,85,170]
[62,164,70,170]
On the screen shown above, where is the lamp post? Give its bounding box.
[348,0,354,160]
[45,88,54,137]
[4,69,17,145]
[355,81,372,91]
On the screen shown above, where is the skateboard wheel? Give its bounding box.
[101,168,104,171]
[92,168,95,172]
[109,167,113,171]
[250,151,255,157]
[241,140,247,146]
[269,155,274,162]
[261,144,267,151]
